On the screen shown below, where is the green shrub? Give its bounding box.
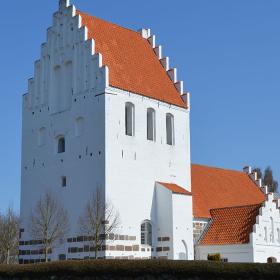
[207,253,221,261]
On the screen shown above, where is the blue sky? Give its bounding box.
[0,0,279,213]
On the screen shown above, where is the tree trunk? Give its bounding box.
[44,247,48,263]
[6,249,10,265]
[95,234,98,259]
[95,245,98,259]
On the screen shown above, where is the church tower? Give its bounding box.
[19,0,193,262]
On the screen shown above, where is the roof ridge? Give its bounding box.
[192,163,247,174]
[210,203,263,214]
[77,10,140,36]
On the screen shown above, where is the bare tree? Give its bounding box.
[79,188,120,259]
[0,208,19,264]
[29,191,69,262]
[253,166,278,193]
[264,166,278,193]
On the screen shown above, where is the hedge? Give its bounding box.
[0,260,280,279]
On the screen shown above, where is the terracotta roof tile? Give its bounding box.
[192,164,266,218]
[77,11,186,108]
[200,204,262,245]
[158,182,192,195]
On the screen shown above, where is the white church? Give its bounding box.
[19,0,280,263]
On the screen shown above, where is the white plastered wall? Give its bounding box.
[172,193,194,260]
[196,244,253,263]
[20,0,108,261]
[153,183,174,259]
[104,86,191,259]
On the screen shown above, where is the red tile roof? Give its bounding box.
[77,11,186,108]
[199,204,262,245]
[191,164,266,218]
[158,182,192,195]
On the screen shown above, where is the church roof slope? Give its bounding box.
[158,182,192,195]
[191,164,266,218]
[199,204,262,245]
[77,11,186,108]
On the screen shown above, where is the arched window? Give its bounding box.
[147,108,156,141]
[166,113,174,145]
[58,136,65,153]
[141,220,152,246]
[125,102,135,136]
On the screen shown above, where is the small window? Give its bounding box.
[264,227,268,242]
[166,113,174,145]
[61,176,67,187]
[147,108,156,141]
[125,102,135,136]
[141,220,152,246]
[58,137,65,153]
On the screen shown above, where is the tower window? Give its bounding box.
[58,137,65,153]
[61,176,67,187]
[166,113,175,145]
[125,102,135,136]
[141,220,152,246]
[147,108,156,141]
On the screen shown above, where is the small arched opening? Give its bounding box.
[147,108,156,141]
[125,102,135,136]
[57,136,65,154]
[166,113,174,145]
